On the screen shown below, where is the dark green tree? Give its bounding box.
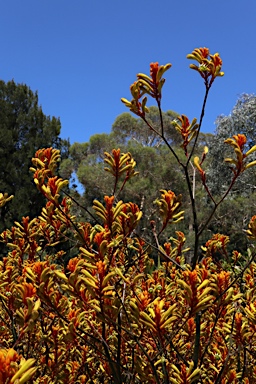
[0,79,69,232]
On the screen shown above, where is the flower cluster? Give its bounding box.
[0,145,256,383]
[172,115,199,156]
[187,47,224,87]
[224,134,256,175]
[121,62,171,117]
[1,48,256,383]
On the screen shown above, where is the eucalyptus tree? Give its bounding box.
[207,94,256,196]
[205,94,256,253]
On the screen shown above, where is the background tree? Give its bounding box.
[207,93,256,195]
[205,94,256,253]
[61,95,256,257]
[60,107,184,215]
[0,79,69,233]
[60,108,212,254]
[111,106,180,146]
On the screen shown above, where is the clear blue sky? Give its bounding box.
[1,0,255,144]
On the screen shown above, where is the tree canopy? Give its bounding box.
[0,80,69,233]
[60,95,256,255]
[207,94,256,196]
[60,108,214,254]
[111,107,180,146]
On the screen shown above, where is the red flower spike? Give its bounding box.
[186,317,196,336]
[0,349,21,382]
[48,176,59,197]
[149,62,159,85]
[216,270,230,294]
[232,134,247,150]
[199,47,210,59]
[67,257,80,273]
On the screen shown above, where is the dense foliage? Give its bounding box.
[60,105,254,255]
[0,80,69,233]
[208,94,256,196]
[0,48,256,383]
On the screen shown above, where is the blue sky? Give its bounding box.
[1,0,255,144]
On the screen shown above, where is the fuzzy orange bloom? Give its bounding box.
[0,348,20,382]
[234,134,247,149]
[21,282,37,303]
[187,47,224,86]
[67,257,80,272]
[150,62,159,83]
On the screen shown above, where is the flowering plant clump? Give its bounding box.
[0,48,256,383]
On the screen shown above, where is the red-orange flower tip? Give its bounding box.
[187,47,224,85]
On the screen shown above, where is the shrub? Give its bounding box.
[0,48,256,383]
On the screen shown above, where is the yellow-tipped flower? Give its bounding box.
[137,62,172,102]
[187,47,224,87]
[121,62,171,116]
[224,134,256,175]
[0,192,14,208]
[246,215,256,240]
[121,81,149,117]
[194,156,206,184]
[172,115,198,155]
[155,189,184,234]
